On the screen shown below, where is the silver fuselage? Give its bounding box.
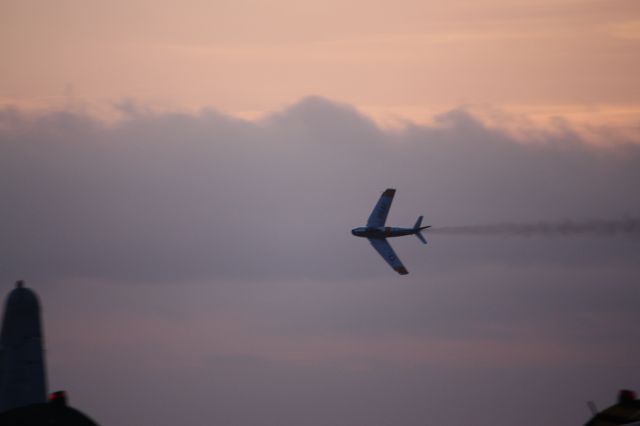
[351,226,430,239]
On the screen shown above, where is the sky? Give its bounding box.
[1,1,639,425]
[2,0,640,128]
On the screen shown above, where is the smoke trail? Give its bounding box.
[428,218,640,237]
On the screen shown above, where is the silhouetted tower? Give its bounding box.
[0,280,48,411]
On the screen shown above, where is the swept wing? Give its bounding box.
[367,189,396,227]
[368,238,408,275]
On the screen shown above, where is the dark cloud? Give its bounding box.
[1,97,639,426]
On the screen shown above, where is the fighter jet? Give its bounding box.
[351,188,430,275]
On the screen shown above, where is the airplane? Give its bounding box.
[351,188,430,275]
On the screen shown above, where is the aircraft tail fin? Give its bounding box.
[413,216,423,229]
[414,216,429,244]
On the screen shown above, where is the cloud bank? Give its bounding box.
[1,97,639,426]
[1,97,639,283]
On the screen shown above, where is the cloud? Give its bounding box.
[3,97,639,426]
[1,97,639,284]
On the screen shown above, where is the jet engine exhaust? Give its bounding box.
[428,218,640,237]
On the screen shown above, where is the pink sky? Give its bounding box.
[2,0,639,130]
